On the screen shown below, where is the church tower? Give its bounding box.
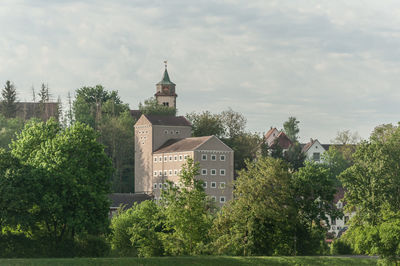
[154,62,177,109]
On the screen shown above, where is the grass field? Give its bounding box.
[0,256,378,266]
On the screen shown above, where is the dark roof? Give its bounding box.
[156,69,175,86]
[275,132,292,149]
[322,144,331,151]
[144,114,191,127]
[130,110,142,120]
[154,136,212,154]
[109,193,152,209]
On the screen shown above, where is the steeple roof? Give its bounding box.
[157,69,176,86]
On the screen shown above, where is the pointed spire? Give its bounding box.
[157,61,175,85]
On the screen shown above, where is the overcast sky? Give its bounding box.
[1,0,400,143]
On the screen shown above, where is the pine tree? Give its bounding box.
[1,80,17,118]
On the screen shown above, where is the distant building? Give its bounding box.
[134,67,234,206]
[0,102,59,121]
[264,127,293,152]
[301,138,328,162]
[327,187,356,237]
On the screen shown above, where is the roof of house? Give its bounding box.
[265,127,278,139]
[109,193,152,209]
[154,136,213,154]
[142,114,192,127]
[275,132,293,149]
[301,138,319,153]
[130,110,142,120]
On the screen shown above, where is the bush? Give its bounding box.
[331,239,353,255]
[76,235,110,257]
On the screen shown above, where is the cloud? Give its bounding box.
[1,0,400,142]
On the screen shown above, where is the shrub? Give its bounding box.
[330,239,353,255]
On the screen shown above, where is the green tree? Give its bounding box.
[283,117,300,142]
[160,158,213,255]
[211,157,295,256]
[110,200,164,257]
[9,119,113,244]
[139,97,176,116]
[340,123,400,259]
[1,80,17,118]
[186,111,224,138]
[220,108,246,139]
[0,115,25,150]
[99,110,135,192]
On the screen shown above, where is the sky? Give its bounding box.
[1,0,400,143]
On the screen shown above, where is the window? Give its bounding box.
[211,155,216,161]
[331,219,336,225]
[164,130,168,134]
[159,171,162,176]
[220,182,226,189]
[174,155,177,161]
[332,226,336,230]
[159,183,162,189]
[169,155,172,161]
[220,169,226,176]
[170,130,174,134]
[313,152,320,162]
[159,156,162,162]
[176,130,180,134]
[153,183,157,189]
[163,102,169,107]
[169,170,172,176]
[211,182,216,188]
[164,156,167,162]
[201,169,207,175]
[154,157,157,162]
[203,181,207,188]
[174,169,178,175]
[211,169,216,175]
[164,170,167,176]
[220,155,226,161]
[220,196,226,203]
[184,155,188,160]
[179,155,183,161]
[201,154,207,160]
[211,196,216,202]
[163,183,168,189]
[154,171,157,176]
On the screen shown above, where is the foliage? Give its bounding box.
[330,239,353,255]
[73,85,134,192]
[292,162,342,230]
[0,256,379,265]
[7,119,112,245]
[99,111,135,192]
[139,97,176,116]
[160,158,213,255]
[211,157,295,256]
[332,130,361,145]
[110,200,164,257]
[186,109,261,172]
[284,142,306,171]
[1,80,17,118]
[73,85,128,129]
[186,111,224,138]
[283,117,300,142]
[212,157,337,256]
[0,115,25,150]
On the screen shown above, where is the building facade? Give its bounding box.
[134,67,234,206]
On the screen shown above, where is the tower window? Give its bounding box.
[163,102,169,106]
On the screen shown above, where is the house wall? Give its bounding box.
[305,140,326,162]
[328,200,356,237]
[156,95,176,108]
[134,118,153,194]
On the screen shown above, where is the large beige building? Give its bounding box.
[134,67,234,206]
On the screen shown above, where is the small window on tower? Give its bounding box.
[163,102,169,106]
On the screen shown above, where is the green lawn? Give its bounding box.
[0,256,377,266]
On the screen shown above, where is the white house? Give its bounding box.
[301,138,329,163]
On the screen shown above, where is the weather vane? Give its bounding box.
[164,60,168,69]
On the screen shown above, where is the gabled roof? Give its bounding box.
[139,114,191,127]
[154,136,212,154]
[109,193,152,209]
[265,127,278,139]
[302,139,319,153]
[275,132,293,149]
[156,69,176,86]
